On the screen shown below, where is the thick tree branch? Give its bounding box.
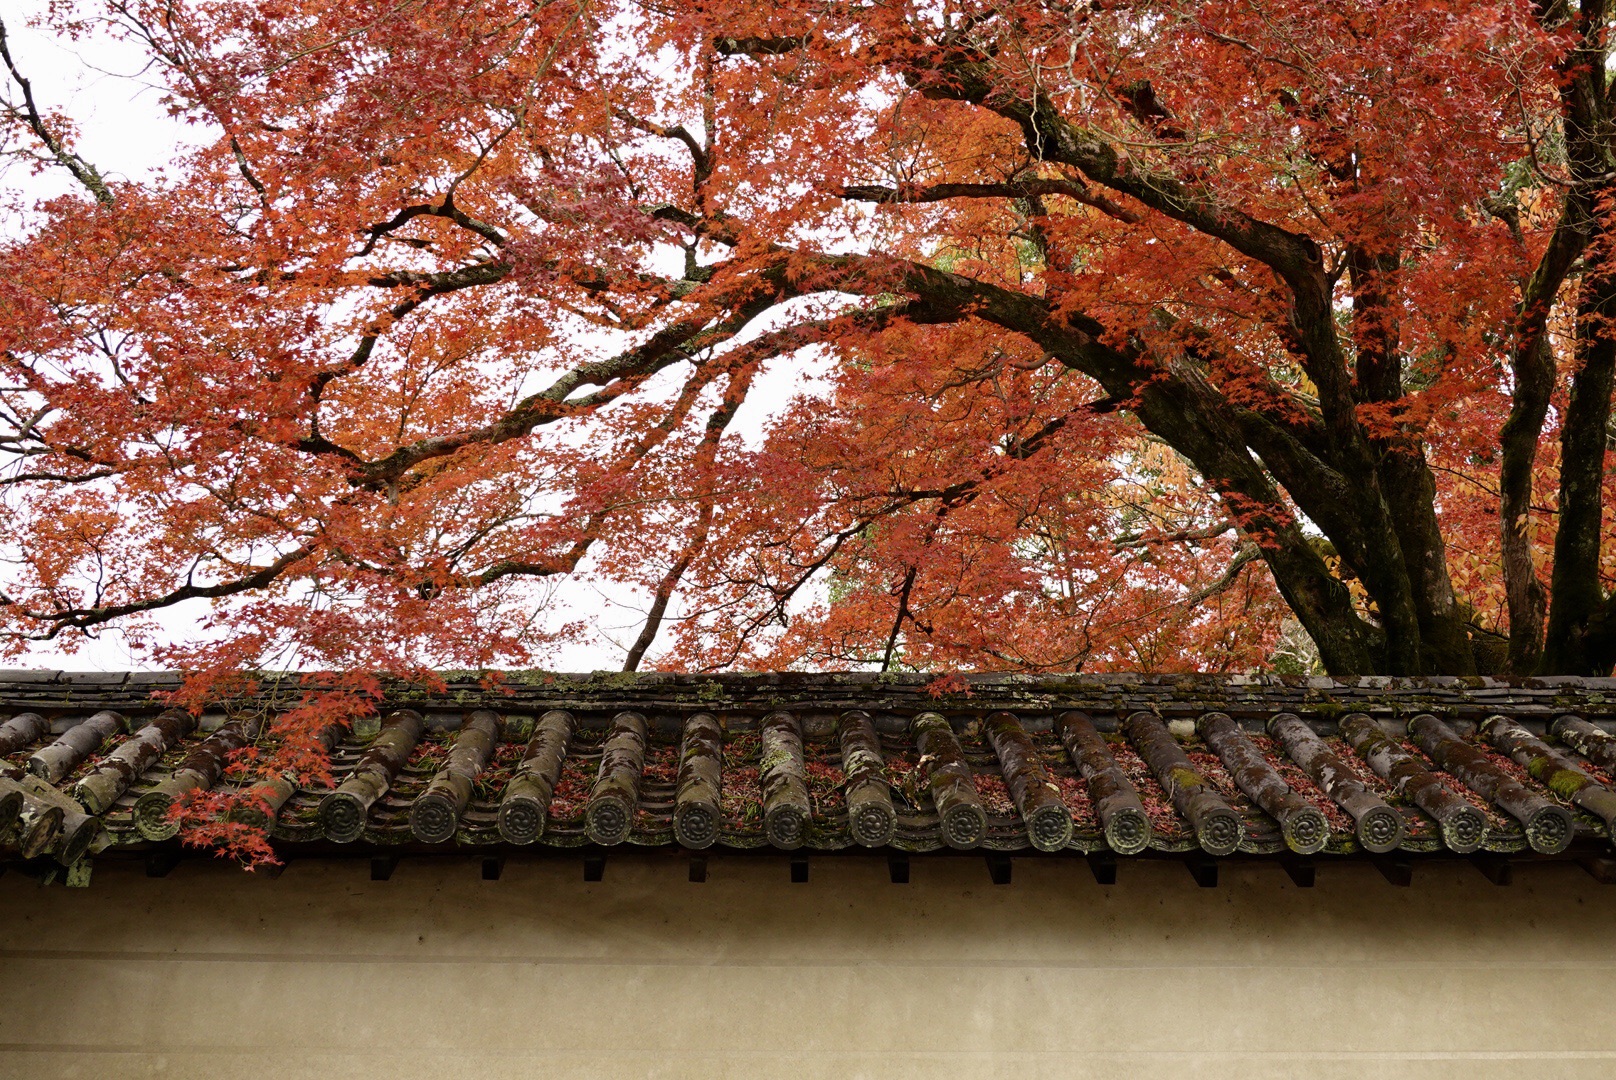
[1544,253,1616,673]
[0,546,312,638]
[1500,198,1588,673]
[841,179,1142,223]
[0,15,115,206]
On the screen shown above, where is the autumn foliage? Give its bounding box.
[4,1,1616,856]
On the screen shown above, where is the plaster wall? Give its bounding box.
[0,854,1612,1079]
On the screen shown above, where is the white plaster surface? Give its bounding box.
[1,854,1614,1078]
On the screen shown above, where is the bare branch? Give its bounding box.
[0,15,115,205]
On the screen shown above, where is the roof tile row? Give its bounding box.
[4,674,1616,868]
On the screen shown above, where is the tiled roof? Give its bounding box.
[5,671,1616,876]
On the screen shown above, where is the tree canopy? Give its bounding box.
[2,0,1614,693]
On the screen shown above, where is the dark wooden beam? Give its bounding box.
[1372,857,1413,887]
[144,849,180,878]
[1470,854,1513,886]
[1185,854,1218,888]
[1086,852,1117,885]
[790,856,809,883]
[985,854,1012,885]
[370,855,398,881]
[1280,856,1316,888]
[688,855,708,883]
[1577,855,1616,883]
[888,854,910,884]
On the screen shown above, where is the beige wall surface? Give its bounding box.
[1,853,1613,1080]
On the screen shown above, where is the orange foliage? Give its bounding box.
[2,1,1615,860]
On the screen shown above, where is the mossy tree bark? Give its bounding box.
[838,709,896,847]
[984,711,1072,851]
[73,709,199,815]
[26,711,125,784]
[0,712,50,757]
[913,712,986,849]
[498,709,573,844]
[1407,713,1573,854]
[1267,712,1404,853]
[673,712,723,849]
[1197,712,1328,854]
[134,714,267,840]
[318,709,426,842]
[760,711,812,849]
[1484,714,1616,839]
[409,710,499,843]
[587,710,648,845]
[1053,711,1151,854]
[1121,711,1243,855]
[1339,712,1488,852]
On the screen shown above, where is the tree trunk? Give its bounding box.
[1053,711,1151,854]
[1347,243,1476,675]
[1499,330,1555,675]
[838,709,896,847]
[1543,262,1616,674]
[912,712,987,849]
[1499,211,1587,673]
[1197,712,1328,854]
[25,711,125,784]
[586,710,648,845]
[1374,452,1477,673]
[984,710,1072,851]
[1407,713,1572,853]
[318,709,425,843]
[1121,711,1243,855]
[409,710,498,843]
[1267,712,1404,853]
[1127,368,1381,675]
[673,712,723,849]
[760,711,812,849]
[73,709,198,815]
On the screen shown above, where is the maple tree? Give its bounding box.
[0,0,1615,706]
